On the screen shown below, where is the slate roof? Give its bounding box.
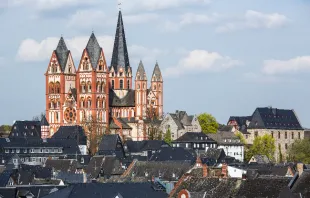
[110,11,131,73]
[167,110,196,130]
[86,33,102,69]
[56,172,85,184]
[291,170,310,195]
[109,89,135,107]
[207,131,243,146]
[52,126,87,145]
[174,132,216,143]
[42,182,167,198]
[248,107,303,130]
[10,164,52,185]
[200,148,226,165]
[151,62,162,82]
[109,118,132,130]
[0,170,13,187]
[41,116,49,126]
[136,60,147,80]
[98,134,126,158]
[45,159,78,173]
[55,37,70,72]
[149,147,196,163]
[0,187,16,198]
[250,155,271,164]
[9,120,41,138]
[125,140,168,153]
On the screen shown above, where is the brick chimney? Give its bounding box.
[297,163,304,175]
[202,164,208,177]
[221,163,228,178]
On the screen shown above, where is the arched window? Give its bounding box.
[49,83,54,94]
[101,82,105,92]
[97,97,101,108]
[153,85,156,90]
[56,100,60,108]
[143,83,145,89]
[120,80,124,89]
[87,97,92,108]
[97,82,101,93]
[68,65,72,73]
[137,84,140,89]
[80,97,85,108]
[127,80,130,89]
[99,60,103,71]
[87,81,91,93]
[81,82,86,93]
[55,82,60,94]
[102,98,105,108]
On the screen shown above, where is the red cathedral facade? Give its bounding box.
[45,11,163,140]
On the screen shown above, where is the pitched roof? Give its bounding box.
[55,37,70,72]
[135,60,147,80]
[200,148,226,162]
[207,131,243,145]
[86,33,102,69]
[291,170,310,195]
[125,140,168,153]
[248,107,303,130]
[110,11,131,73]
[45,159,78,173]
[40,115,49,126]
[149,147,196,163]
[52,125,87,145]
[151,62,162,82]
[9,120,41,138]
[109,89,135,107]
[0,170,13,187]
[41,183,167,198]
[174,132,216,143]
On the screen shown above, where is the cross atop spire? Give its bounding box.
[110,10,130,73]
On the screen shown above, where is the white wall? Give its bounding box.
[218,145,244,162]
[227,166,246,178]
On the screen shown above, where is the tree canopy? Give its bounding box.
[197,113,219,134]
[245,134,275,162]
[164,128,172,145]
[288,139,310,164]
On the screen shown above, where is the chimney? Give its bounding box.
[221,163,228,178]
[297,163,304,175]
[202,164,208,177]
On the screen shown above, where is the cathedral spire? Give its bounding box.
[86,32,102,69]
[55,37,69,72]
[110,10,130,73]
[152,62,162,82]
[136,60,147,81]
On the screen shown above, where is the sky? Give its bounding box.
[0,0,310,127]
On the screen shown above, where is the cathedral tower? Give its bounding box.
[150,62,163,117]
[76,33,109,128]
[45,37,76,136]
[109,11,132,91]
[135,61,148,119]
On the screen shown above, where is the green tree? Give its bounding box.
[235,132,246,145]
[288,139,310,163]
[0,125,12,132]
[197,113,219,134]
[164,128,172,145]
[279,144,283,163]
[246,134,275,162]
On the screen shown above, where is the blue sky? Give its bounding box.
[0,0,310,127]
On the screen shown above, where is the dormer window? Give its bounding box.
[119,72,123,76]
[112,73,114,77]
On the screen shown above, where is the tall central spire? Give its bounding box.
[110,10,130,73]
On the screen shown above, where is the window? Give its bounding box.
[298,132,301,139]
[81,157,84,163]
[5,149,8,153]
[278,132,281,139]
[285,132,287,139]
[292,132,294,139]
[16,149,20,153]
[112,80,115,89]
[254,131,258,137]
[154,85,156,90]
[120,80,123,89]
[127,80,130,89]
[285,143,288,150]
[120,72,123,76]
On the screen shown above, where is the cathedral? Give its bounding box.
[45,11,163,140]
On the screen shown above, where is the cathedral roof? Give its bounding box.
[55,37,70,72]
[135,60,147,81]
[110,11,131,73]
[152,62,162,82]
[109,89,135,107]
[86,33,102,69]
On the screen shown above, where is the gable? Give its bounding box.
[63,52,76,74]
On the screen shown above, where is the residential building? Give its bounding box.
[160,110,201,140]
[45,11,163,140]
[172,132,217,151]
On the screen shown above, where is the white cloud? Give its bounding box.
[124,13,160,24]
[123,0,211,11]
[16,36,164,67]
[216,10,290,33]
[67,10,107,29]
[262,56,310,75]
[164,50,242,77]
[9,0,96,10]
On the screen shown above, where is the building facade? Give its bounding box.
[45,11,163,139]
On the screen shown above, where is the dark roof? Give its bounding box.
[168,110,196,130]
[0,170,13,187]
[125,140,168,153]
[70,88,77,101]
[42,183,167,198]
[0,187,17,197]
[86,33,102,69]
[149,147,196,163]
[207,132,243,146]
[110,10,131,73]
[109,118,132,130]
[248,107,303,130]
[109,89,135,107]
[9,120,41,138]
[52,126,86,145]
[174,132,216,143]
[200,148,226,163]
[56,172,85,184]
[291,170,310,195]
[151,62,162,82]
[250,155,271,164]
[45,159,78,173]
[40,116,49,126]
[135,60,147,80]
[55,37,70,72]
[85,156,104,178]
[98,134,125,158]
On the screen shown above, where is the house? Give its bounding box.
[160,110,201,140]
[208,131,244,162]
[172,132,217,151]
[230,107,305,162]
[149,147,196,164]
[199,148,227,166]
[124,140,169,159]
[227,116,252,133]
[9,121,41,139]
[41,182,167,198]
[98,134,126,159]
[52,126,87,155]
[45,159,78,173]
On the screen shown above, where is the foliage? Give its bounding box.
[81,115,106,156]
[246,134,275,162]
[235,132,248,162]
[0,125,12,132]
[146,105,164,140]
[278,144,283,163]
[288,139,310,164]
[197,113,219,134]
[32,112,46,121]
[235,132,247,145]
[164,128,172,145]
